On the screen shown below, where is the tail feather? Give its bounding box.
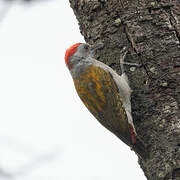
[132,137,148,159]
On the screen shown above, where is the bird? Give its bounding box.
[65,42,147,159]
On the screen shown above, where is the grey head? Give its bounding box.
[65,43,90,70]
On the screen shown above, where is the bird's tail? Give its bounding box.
[131,137,148,159]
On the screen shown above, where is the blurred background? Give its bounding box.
[0,0,145,179]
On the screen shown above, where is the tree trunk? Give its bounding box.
[69,0,180,179]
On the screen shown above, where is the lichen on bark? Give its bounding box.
[69,0,180,179]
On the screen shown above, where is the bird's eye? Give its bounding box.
[84,44,89,49]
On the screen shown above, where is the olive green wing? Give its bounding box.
[73,65,132,146]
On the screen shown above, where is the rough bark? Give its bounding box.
[69,0,180,179]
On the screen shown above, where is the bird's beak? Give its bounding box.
[89,42,104,57]
[90,42,104,51]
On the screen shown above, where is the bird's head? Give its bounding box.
[65,42,104,70]
[65,43,90,70]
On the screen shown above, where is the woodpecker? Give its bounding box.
[65,43,146,159]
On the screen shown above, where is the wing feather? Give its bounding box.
[73,65,132,146]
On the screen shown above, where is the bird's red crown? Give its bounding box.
[65,43,81,65]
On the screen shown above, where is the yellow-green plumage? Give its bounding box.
[73,65,132,146]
